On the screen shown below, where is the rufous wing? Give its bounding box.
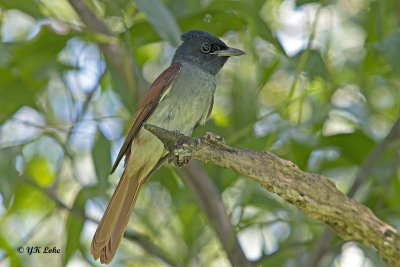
[110,63,182,173]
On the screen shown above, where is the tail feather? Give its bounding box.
[91,169,144,264]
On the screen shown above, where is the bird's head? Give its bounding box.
[172,30,244,75]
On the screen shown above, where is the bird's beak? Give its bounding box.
[212,47,245,57]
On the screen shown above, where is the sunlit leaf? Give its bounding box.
[93,130,111,190]
[0,0,399,266]
[26,156,54,187]
[12,183,54,212]
[0,235,20,267]
[211,106,230,127]
[134,0,181,47]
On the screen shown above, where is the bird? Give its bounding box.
[90,30,244,264]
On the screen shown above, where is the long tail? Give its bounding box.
[90,169,144,264]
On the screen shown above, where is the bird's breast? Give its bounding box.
[147,63,216,135]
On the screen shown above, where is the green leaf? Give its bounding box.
[291,49,329,80]
[319,131,376,165]
[12,26,72,75]
[295,0,320,6]
[0,26,71,122]
[129,10,246,48]
[165,0,203,18]
[63,186,98,265]
[103,0,131,17]
[278,138,314,170]
[0,147,20,207]
[258,59,280,90]
[108,67,137,112]
[93,130,111,189]
[296,0,334,6]
[374,32,400,72]
[0,0,42,18]
[128,21,159,47]
[9,181,54,213]
[178,203,203,243]
[207,0,286,54]
[0,43,13,66]
[134,0,181,47]
[245,183,287,210]
[179,10,246,35]
[26,156,55,187]
[0,235,20,267]
[227,75,259,141]
[0,67,44,122]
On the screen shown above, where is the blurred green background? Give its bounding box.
[0,0,399,266]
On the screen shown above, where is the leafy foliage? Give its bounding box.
[0,0,399,266]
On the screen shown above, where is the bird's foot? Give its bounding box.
[172,129,182,136]
[169,143,192,167]
[202,132,225,145]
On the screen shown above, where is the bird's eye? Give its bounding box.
[201,43,211,53]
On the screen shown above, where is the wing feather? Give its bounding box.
[110,63,182,173]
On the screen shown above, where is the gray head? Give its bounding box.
[172,30,244,75]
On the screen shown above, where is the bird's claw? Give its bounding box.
[169,143,192,167]
[203,132,225,144]
[173,130,182,136]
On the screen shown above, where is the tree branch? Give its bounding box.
[144,124,400,267]
[64,2,248,265]
[178,163,253,267]
[307,116,400,266]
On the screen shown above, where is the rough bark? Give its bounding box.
[144,123,400,267]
